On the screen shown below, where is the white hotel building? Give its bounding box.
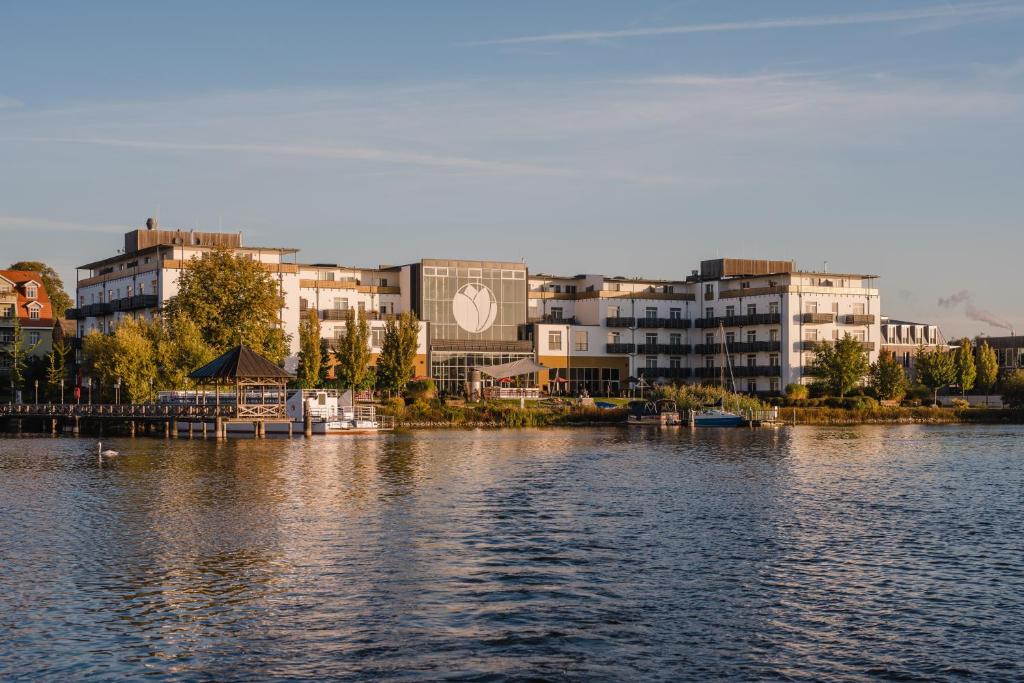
[72,222,880,394]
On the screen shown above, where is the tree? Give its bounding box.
[869,351,907,402]
[82,317,158,403]
[163,248,289,363]
[317,339,333,386]
[376,311,420,394]
[2,315,41,395]
[45,338,72,400]
[333,309,371,390]
[975,341,999,397]
[1002,370,1024,408]
[153,314,217,395]
[296,310,322,388]
[9,261,72,318]
[915,345,956,405]
[812,334,869,397]
[953,337,976,397]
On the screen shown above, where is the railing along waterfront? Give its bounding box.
[0,403,236,419]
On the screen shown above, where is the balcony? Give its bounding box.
[605,316,635,328]
[65,307,83,320]
[80,302,112,317]
[695,313,781,328]
[605,343,635,354]
[637,366,691,379]
[730,341,781,353]
[801,312,835,324]
[636,317,691,329]
[321,309,349,321]
[538,314,579,325]
[694,366,781,379]
[841,314,876,325]
[112,294,159,312]
[801,339,875,351]
[636,343,691,354]
[694,343,722,355]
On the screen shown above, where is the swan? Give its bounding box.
[98,442,119,458]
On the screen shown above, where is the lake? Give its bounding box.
[1,426,1022,681]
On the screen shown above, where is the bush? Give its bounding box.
[785,383,809,400]
[1002,370,1024,408]
[406,378,436,401]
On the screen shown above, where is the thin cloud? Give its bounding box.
[0,215,126,234]
[465,2,1024,46]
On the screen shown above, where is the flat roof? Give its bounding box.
[79,244,298,270]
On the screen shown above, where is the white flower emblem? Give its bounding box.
[452,283,498,333]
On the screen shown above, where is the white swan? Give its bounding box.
[98,442,119,458]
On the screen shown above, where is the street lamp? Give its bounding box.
[115,377,121,405]
[34,379,38,405]
[88,378,92,405]
[60,378,65,405]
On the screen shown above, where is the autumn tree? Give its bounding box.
[869,351,907,402]
[163,248,289,363]
[153,314,217,394]
[333,309,371,390]
[1002,370,1024,408]
[915,345,957,405]
[9,260,72,318]
[975,341,999,396]
[953,337,976,397]
[296,310,322,388]
[375,311,420,394]
[812,334,869,397]
[82,317,158,403]
[45,338,72,401]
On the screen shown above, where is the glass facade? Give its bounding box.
[547,367,621,396]
[420,262,527,342]
[431,351,535,394]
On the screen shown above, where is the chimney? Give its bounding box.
[146,217,158,231]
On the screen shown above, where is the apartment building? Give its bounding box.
[69,219,302,365]
[880,317,945,379]
[978,335,1023,376]
[1,270,56,377]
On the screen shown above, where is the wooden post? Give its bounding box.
[304,412,313,437]
[215,416,223,439]
[171,419,178,438]
[73,416,80,435]
[130,421,136,437]
[688,409,695,429]
[188,421,194,438]
[202,421,208,438]
[51,418,58,435]
[164,420,170,438]
[288,421,293,438]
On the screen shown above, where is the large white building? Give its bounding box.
[73,223,882,395]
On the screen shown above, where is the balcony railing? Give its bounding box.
[801,339,876,351]
[695,313,781,328]
[637,367,691,379]
[636,317,691,329]
[80,302,112,317]
[730,341,781,353]
[65,308,83,320]
[694,365,781,379]
[605,317,635,328]
[801,312,835,324]
[605,343,635,354]
[538,315,579,325]
[636,343,691,355]
[111,294,159,312]
[840,314,876,325]
[320,309,398,322]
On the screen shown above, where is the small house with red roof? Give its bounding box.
[0,270,55,376]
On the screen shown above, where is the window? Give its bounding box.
[669,307,681,320]
[551,284,562,293]
[357,301,366,315]
[853,303,866,315]
[746,330,756,343]
[852,330,866,341]
[769,329,779,342]
[804,329,819,341]
[645,333,658,345]
[607,305,620,318]
[770,378,780,393]
[371,328,385,348]
[832,329,840,340]
[747,380,757,393]
[669,333,681,345]
[669,356,682,369]
[747,354,756,368]
[127,284,133,297]
[334,297,349,310]
[804,301,818,313]
[566,285,577,294]
[832,302,839,314]
[151,279,158,294]
[705,356,714,369]
[725,305,735,317]
[645,356,657,369]
[29,307,40,320]
[747,304,756,316]
[769,354,780,367]
[574,330,588,352]
[379,278,388,287]
[769,301,779,314]
[608,331,620,344]
[26,285,37,299]
[730,355,737,368]
[28,331,40,345]
[740,282,750,289]
[704,284,714,299]
[550,307,564,320]
[548,330,562,350]
[645,306,657,319]
[726,332,735,345]
[705,307,714,319]
[705,333,714,345]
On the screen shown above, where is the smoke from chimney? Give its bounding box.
[938,290,1014,334]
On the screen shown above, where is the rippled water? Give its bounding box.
[1,426,1022,681]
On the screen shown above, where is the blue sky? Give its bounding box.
[2,1,1022,337]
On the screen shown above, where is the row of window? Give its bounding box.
[547,329,589,351]
[0,331,41,345]
[804,329,866,342]
[80,279,159,305]
[804,301,867,315]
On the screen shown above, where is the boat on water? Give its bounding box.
[627,399,682,426]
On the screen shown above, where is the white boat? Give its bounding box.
[627,399,682,426]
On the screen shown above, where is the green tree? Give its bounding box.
[296,310,322,388]
[9,260,72,318]
[163,248,289,362]
[45,338,72,401]
[333,309,371,390]
[3,315,41,395]
[318,338,333,386]
[975,340,999,396]
[154,314,217,395]
[915,345,956,405]
[1002,369,1024,408]
[953,337,976,397]
[869,351,907,402]
[82,317,158,403]
[812,334,869,397]
[376,311,420,394]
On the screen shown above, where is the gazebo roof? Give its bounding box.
[189,345,294,381]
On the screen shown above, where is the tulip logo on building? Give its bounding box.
[452,283,498,333]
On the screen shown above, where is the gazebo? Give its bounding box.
[189,345,294,422]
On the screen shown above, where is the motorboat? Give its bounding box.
[627,399,682,426]
[692,408,745,428]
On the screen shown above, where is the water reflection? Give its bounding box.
[1,426,1022,680]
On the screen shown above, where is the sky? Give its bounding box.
[1,1,1022,338]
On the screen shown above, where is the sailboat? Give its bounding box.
[693,322,746,427]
